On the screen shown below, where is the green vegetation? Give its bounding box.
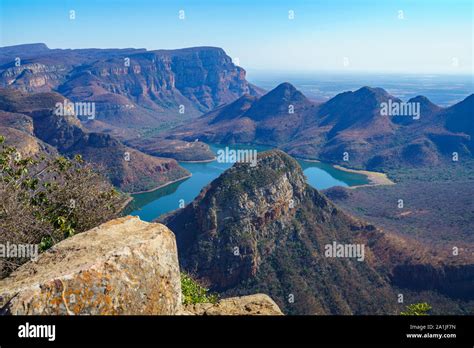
[213,150,302,202]
[325,179,474,245]
[0,136,126,278]
[180,272,218,305]
[139,122,183,138]
[400,302,432,316]
[388,160,474,183]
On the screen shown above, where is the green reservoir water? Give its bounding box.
[126,144,369,221]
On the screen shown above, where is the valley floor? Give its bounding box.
[324,162,474,314]
[325,161,474,250]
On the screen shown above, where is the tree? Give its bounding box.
[0,136,126,278]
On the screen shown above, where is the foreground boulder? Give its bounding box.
[0,216,181,315]
[183,294,283,315]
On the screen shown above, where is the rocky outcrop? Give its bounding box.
[162,150,398,315]
[0,216,181,315]
[0,216,282,315]
[0,88,190,193]
[182,294,283,315]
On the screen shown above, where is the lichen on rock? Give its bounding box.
[182,294,283,315]
[0,216,181,315]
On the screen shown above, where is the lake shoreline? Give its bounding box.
[295,157,320,163]
[297,157,394,188]
[129,174,193,195]
[119,196,134,213]
[178,157,216,163]
[332,165,395,188]
[128,145,392,221]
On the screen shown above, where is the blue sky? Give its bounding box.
[0,0,472,73]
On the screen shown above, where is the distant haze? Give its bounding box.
[247,71,473,106]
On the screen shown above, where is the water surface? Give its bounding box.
[127,144,369,221]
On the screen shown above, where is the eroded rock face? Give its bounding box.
[0,44,263,134]
[0,216,181,315]
[0,88,190,193]
[182,294,283,315]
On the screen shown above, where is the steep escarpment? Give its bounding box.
[390,263,474,300]
[0,110,57,157]
[0,44,262,138]
[162,150,399,315]
[0,88,189,193]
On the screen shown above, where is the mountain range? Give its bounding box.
[0,43,473,315]
[2,44,472,172]
[168,82,473,171]
[0,43,262,140]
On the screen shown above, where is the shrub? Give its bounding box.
[400,302,432,315]
[0,136,126,278]
[180,273,218,305]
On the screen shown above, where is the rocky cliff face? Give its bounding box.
[390,263,474,300]
[0,88,189,193]
[162,150,400,315]
[0,44,262,137]
[0,216,282,315]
